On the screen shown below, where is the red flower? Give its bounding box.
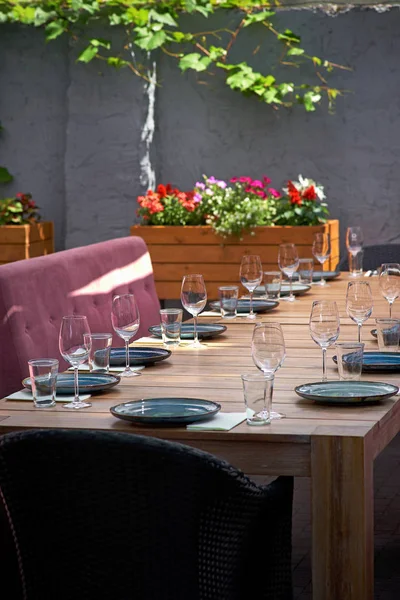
[302,185,317,201]
[287,181,302,206]
[157,184,167,198]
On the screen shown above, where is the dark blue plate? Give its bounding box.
[23,373,120,395]
[209,299,278,314]
[149,323,227,340]
[333,352,400,373]
[280,283,311,297]
[109,347,171,367]
[295,380,398,405]
[110,397,221,425]
[293,270,341,282]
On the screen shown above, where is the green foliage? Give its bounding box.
[0,193,41,225]
[0,0,350,112]
[0,121,13,184]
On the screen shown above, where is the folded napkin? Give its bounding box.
[6,389,91,402]
[199,311,252,318]
[68,365,145,373]
[186,412,246,431]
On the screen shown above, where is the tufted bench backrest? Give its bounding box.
[0,236,160,397]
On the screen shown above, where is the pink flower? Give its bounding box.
[250,180,264,188]
[194,193,202,202]
[239,176,252,183]
[230,177,239,183]
[263,175,271,185]
[268,188,281,198]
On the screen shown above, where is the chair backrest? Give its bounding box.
[339,244,400,271]
[0,429,293,600]
[0,236,160,396]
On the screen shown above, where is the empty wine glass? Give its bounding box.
[111,293,141,376]
[59,315,91,409]
[346,226,364,277]
[251,323,286,419]
[181,274,207,347]
[379,263,400,317]
[346,281,373,342]
[239,255,263,319]
[278,244,299,302]
[312,233,331,285]
[309,301,340,382]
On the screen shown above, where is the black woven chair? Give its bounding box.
[0,429,293,600]
[339,244,400,271]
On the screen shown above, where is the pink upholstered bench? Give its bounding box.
[0,236,160,397]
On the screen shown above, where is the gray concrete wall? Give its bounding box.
[1,10,400,256]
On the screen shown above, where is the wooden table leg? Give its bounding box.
[311,436,374,600]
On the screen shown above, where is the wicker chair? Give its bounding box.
[0,429,293,600]
[339,244,400,271]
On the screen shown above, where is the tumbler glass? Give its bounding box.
[218,286,239,318]
[28,358,59,408]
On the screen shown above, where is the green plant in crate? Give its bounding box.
[0,193,41,226]
[0,122,13,185]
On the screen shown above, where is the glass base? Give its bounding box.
[270,411,285,420]
[246,313,257,319]
[120,368,141,377]
[186,340,207,349]
[281,295,296,302]
[63,400,92,409]
[316,279,327,286]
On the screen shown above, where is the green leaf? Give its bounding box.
[107,57,129,69]
[208,46,226,61]
[312,56,322,66]
[226,70,257,91]
[287,47,304,56]
[90,38,111,50]
[0,167,13,184]
[243,11,275,27]
[149,10,177,27]
[172,31,193,43]
[179,53,211,72]
[77,45,98,63]
[135,29,167,51]
[278,29,301,44]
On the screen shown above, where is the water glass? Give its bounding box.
[181,274,207,347]
[298,258,314,284]
[278,243,299,301]
[263,271,282,299]
[346,281,373,343]
[312,233,331,285]
[111,294,141,376]
[160,309,183,347]
[218,286,239,318]
[28,359,58,408]
[379,263,400,317]
[240,255,263,319]
[59,315,91,409]
[348,251,363,277]
[335,343,364,381]
[241,373,272,426]
[309,300,340,381]
[375,318,400,351]
[84,333,112,373]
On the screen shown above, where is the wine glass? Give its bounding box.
[346,281,373,342]
[251,323,286,419]
[312,233,331,285]
[309,301,340,382]
[181,274,207,347]
[59,315,91,409]
[111,293,141,376]
[239,255,263,319]
[379,263,400,317]
[278,244,299,301]
[346,226,364,277]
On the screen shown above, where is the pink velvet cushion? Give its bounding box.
[0,236,160,397]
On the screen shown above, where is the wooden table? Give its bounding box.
[0,275,399,599]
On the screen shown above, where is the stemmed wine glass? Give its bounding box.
[59,315,92,409]
[309,301,340,382]
[181,274,207,347]
[239,255,263,319]
[111,293,141,377]
[312,233,331,285]
[346,226,364,276]
[346,281,373,342]
[379,263,400,317]
[278,243,299,301]
[251,323,286,419]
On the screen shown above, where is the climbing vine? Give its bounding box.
[0,1,350,111]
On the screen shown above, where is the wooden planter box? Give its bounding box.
[0,222,54,265]
[131,220,339,299]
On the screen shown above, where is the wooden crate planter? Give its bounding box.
[131,220,339,299]
[0,222,54,265]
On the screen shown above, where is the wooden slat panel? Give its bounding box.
[0,222,53,244]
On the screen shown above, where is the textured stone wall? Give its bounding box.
[1,9,400,256]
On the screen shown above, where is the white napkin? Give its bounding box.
[68,365,145,373]
[199,311,252,318]
[6,389,91,402]
[186,412,246,431]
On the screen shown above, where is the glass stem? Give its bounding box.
[289,275,293,298]
[74,366,79,401]
[268,374,274,414]
[193,315,198,344]
[322,347,327,382]
[125,340,130,370]
[358,323,362,343]
[389,302,393,318]
[249,292,254,317]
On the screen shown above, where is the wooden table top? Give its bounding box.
[0,274,399,457]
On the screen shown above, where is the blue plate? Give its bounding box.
[280,283,311,297]
[295,380,398,405]
[149,323,227,340]
[110,397,221,425]
[293,270,341,282]
[109,347,171,367]
[209,299,278,314]
[333,352,400,373]
[23,373,120,395]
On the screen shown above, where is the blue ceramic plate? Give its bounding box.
[255,283,310,297]
[333,352,400,373]
[109,347,171,367]
[149,323,227,340]
[293,270,341,282]
[295,380,398,405]
[209,299,279,314]
[110,397,221,425]
[23,373,120,395]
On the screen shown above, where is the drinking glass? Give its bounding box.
[160,308,182,347]
[346,281,373,342]
[335,343,364,381]
[263,271,282,300]
[240,255,263,319]
[241,373,272,426]
[111,294,141,376]
[278,244,299,302]
[346,226,364,277]
[375,318,400,352]
[84,333,113,373]
[59,315,91,409]
[181,274,207,347]
[251,323,286,419]
[218,286,239,319]
[309,300,340,382]
[312,233,331,285]
[28,358,58,408]
[379,263,400,317]
[298,258,314,285]
[348,250,364,277]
